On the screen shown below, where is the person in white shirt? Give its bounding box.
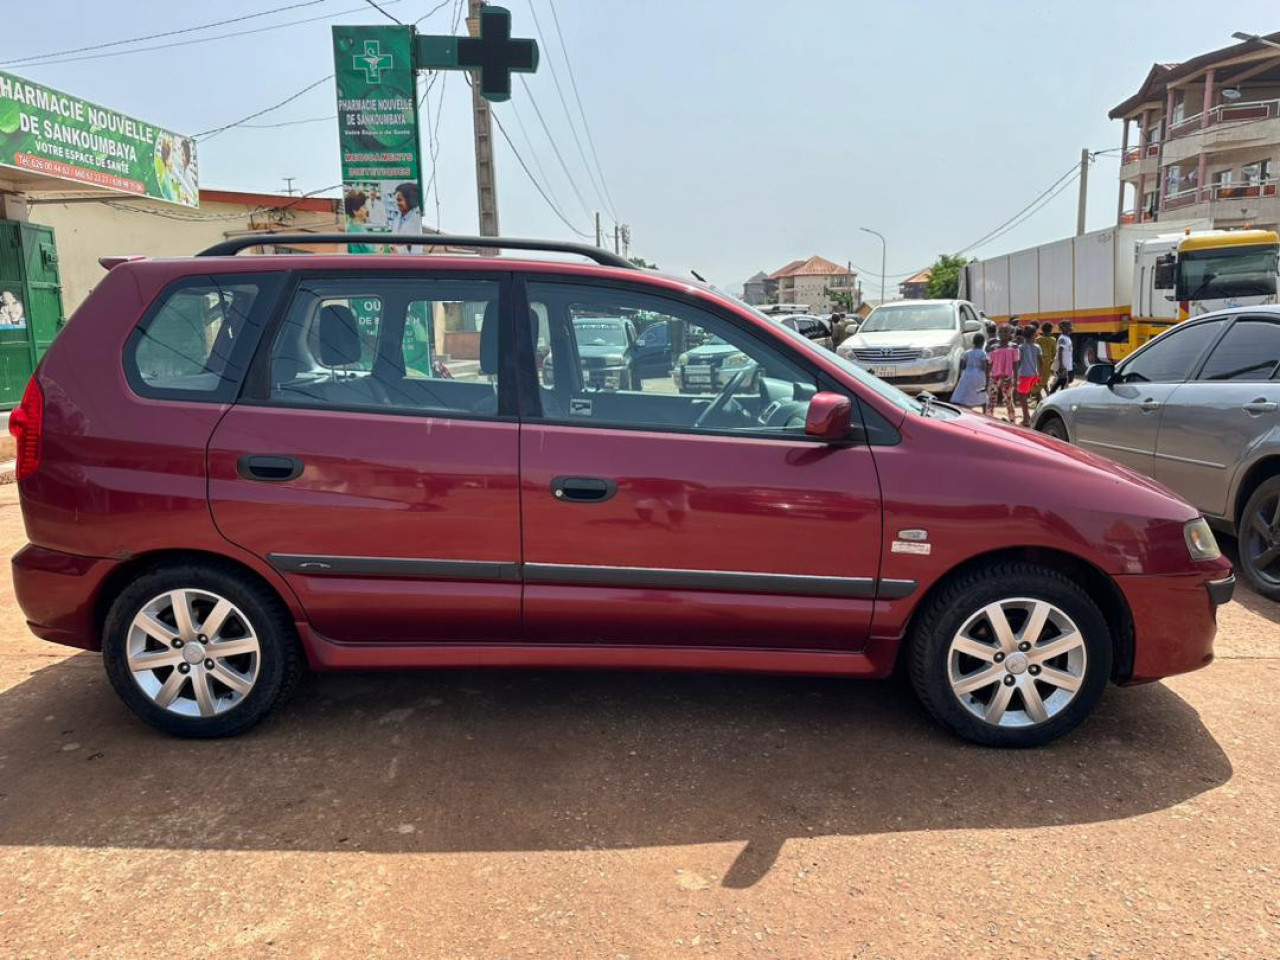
[1049,321,1075,394]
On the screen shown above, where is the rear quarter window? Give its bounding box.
[125,273,283,402]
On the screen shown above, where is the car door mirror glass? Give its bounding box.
[804,392,853,441]
[1086,362,1116,385]
[963,319,981,333]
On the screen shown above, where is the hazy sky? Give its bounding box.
[8,1,1276,291]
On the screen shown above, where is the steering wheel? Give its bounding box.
[694,369,748,430]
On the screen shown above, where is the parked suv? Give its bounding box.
[836,299,983,396]
[1035,306,1280,600]
[9,235,1233,746]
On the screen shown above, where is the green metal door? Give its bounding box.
[0,219,65,408]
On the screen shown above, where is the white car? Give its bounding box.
[837,299,984,396]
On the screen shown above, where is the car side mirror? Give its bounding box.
[636,336,648,347]
[963,319,981,333]
[805,392,853,441]
[1085,362,1116,385]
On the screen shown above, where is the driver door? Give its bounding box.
[516,277,884,650]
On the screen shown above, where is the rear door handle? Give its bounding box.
[1243,399,1278,415]
[1139,398,1161,413]
[237,454,304,482]
[551,476,617,503]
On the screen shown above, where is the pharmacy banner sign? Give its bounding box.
[0,70,198,207]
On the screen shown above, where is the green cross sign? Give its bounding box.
[414,5,538,102]
[353,39,395,83]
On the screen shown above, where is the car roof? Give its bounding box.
[1190,303,1280,321]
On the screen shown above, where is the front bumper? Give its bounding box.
[1117,563,1233,683]
[12,543,119,651]
[846,357,956,393]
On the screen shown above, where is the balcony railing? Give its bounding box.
[1170,98,1280,139]
[1120,211,1156,225]
[1121,143,1161,164]
[1157,179,1278,211]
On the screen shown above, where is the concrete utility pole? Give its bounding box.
[613,223,620,255]
[595,211,602,247]
[1077,147,1090,236]
[620,224,630,259]
[468,0,500,236]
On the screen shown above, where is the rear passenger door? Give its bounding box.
[1156,314,1280,518]
[207,271,523,644]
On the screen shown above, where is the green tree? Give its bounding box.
[925,254,971,299]
[629,256,658,269]
[823,286,857,312]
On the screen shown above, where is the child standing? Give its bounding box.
[951,334,988,410]
[1015,328,1043,426]
[986,324,1017,420]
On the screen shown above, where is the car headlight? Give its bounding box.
[722,352,752,369]
[676,352,689,366]
[920,345,951,359]
[1184,517,1221,562]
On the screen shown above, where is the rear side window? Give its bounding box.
[126,274,282,402]
[1119,318,1225,383]
[1198,318,1280,381]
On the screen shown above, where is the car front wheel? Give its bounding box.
[908,562,1112,747]
[103,562,302,737]
[1038,414,1069,442]
[1239,475,1280,602]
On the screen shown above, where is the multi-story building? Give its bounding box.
[766,256,856,314]
[1112,32,1280,231]
[741,271,770,305]
[899,268,932,300]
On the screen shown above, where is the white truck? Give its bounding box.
[958,221,1279,363]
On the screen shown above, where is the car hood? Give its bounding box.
[845,329,958,349]
[943,407,1195,514]
[685,343,740,361]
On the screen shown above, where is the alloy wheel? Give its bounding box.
[126,589,261,718]
[1244,491,1280,588]
[947,597,1087,728]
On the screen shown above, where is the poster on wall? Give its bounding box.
[0,290,25,329]
[332,25,424,254]
[0,70,197,207]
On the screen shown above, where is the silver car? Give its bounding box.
[836,299,984,395]
[1034,306,1280,599]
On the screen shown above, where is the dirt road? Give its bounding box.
[1,483,1277,959]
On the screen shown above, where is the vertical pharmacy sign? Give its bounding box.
[332,26,423,251]
[0,70,198,206]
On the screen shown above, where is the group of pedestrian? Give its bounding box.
[950,318,1076,425]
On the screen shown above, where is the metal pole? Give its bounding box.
[1077,147,1089,236]
[613,223,620,255]
[595,211,601,247]
[469,0,500,236]
[860,227,886,303]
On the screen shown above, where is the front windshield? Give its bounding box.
[860,303,956,333]
[1177,245,1278,300]
[573,320,627,347]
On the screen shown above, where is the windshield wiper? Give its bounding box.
[1185,272,1218,301]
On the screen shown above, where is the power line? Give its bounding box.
[0,0,329,67]
[413,0,453,24]
[195,75,333,140]
[953,162,1082,256]
[516,74,594,221]
[240,114,335,129]
[491,109,591,238]
[524,0,614,220]
[510,98,563,211]
[12,0,406,69]
[546,0,617,221]
[362,0,404,23]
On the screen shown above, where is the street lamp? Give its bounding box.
[859,227,886,304]
[1231,31,1280,51]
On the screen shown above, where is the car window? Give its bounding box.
[1118,318,1226,383]
[265,276,502,416]
[126,273,282,402]
[530,280,825,438]
[1198,318,1280,381]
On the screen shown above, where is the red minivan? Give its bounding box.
[9,236,1235,746]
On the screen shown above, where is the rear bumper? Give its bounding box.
[1117,564,1233,683]
[11,544,119,651]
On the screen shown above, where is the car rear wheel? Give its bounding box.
[1239,476,1280,602]
[103,562,302,738]
[908,562,1111,747]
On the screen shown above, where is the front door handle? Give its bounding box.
[1243,399,1278,415]
[237,454,304,482]
[551,476,617,503]
[1139,398,1161,413]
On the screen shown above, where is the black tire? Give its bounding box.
[1038,414,1069,442]
[102,561,302,738]
[908,562,1112,748]
[1238,475,1280,602]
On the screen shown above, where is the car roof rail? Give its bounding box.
[195,233,637,269]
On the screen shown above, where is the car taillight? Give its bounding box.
[9,377,43,481]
